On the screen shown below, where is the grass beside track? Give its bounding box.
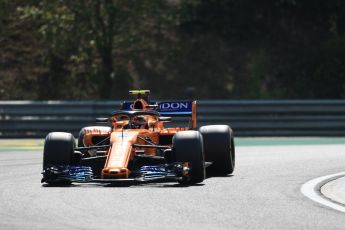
[0,137,344,151]
[0,139,45,151]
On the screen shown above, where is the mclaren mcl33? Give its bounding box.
[41,90,235,185]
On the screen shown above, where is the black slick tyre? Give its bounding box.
[43,132,76,169]
[77,129,85,147]
[199,125,235,175]
[173,131,205,184]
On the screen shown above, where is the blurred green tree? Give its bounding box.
[18,0,178,99]
[1,0,345,99]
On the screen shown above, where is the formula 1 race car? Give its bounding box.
[41,90,235,185]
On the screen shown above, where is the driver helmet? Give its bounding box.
[132,116,148,128]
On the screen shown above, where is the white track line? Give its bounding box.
[301,172,345,213]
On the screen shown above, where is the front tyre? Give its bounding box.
[43,132,76,169]
[173,131,205,184]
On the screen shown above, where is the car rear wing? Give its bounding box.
[120,101,197,129]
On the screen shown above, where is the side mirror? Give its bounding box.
[158,117,172,122]
[95,118,109,123]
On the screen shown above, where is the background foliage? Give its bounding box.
[1,0,345,99]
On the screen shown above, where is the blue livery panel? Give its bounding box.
[121,102,135,111]
[121,101,193,116]
[157,101,192,116]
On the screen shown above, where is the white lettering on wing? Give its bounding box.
[160,102,189,110]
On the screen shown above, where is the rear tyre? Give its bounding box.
[77,129,85,147]
[199,125,235,175]
[43,132,76,169]
[173,131,205,184]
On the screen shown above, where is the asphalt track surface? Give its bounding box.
[1,139,345,230]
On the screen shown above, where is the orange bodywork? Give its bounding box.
[82,98,196,179]
[102,131,137,178]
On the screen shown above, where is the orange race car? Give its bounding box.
[41,90,235,185]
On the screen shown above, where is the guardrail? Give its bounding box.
[1,100,345,137]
